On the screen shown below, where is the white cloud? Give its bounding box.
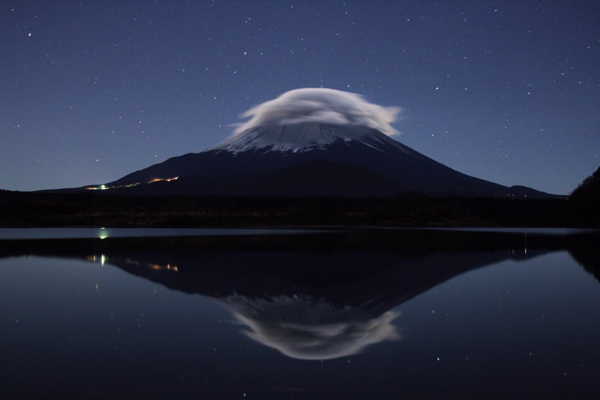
[234,88,402,136]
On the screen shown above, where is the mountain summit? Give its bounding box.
[68,88,554,198]
[207,122,408,154]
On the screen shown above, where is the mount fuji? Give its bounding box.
[79,122,552,198]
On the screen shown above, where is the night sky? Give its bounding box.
[2,1,599,195]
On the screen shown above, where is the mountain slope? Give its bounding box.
[70,123,555,198]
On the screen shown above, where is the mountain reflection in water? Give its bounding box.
[3,229,598,362]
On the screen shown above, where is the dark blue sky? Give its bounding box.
[2,0,599,195]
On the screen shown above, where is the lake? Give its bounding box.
[1,228,599,399]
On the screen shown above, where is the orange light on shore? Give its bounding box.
[148,177,179,184]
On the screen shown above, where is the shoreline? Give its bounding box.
[0,190,597,229]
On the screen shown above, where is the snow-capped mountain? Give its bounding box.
[206,123,410,154]
[82,122,553,198]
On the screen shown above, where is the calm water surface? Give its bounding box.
[1,229,598,399]
[0,227,315,240]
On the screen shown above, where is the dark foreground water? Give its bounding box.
[1,229,599,399]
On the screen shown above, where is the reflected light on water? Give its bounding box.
[85,254,106,266]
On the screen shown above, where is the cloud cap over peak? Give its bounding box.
[234,88,401,136]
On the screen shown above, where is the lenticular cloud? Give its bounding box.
[234,88,401,136]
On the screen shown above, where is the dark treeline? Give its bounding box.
[569,166,600,225]
[0,189,596,228]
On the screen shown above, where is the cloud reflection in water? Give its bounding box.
[220,294,400,360]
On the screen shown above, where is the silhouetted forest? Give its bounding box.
[568,166,600,226]
[2,167,598,228]
[0,189,583,228]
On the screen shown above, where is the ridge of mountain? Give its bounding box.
[48,123,558,198]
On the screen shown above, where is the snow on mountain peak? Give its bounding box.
[206,122,410,154]
[233,88,401,136]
